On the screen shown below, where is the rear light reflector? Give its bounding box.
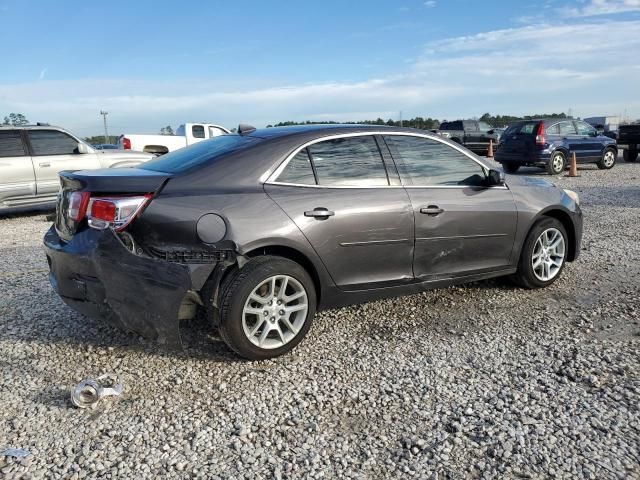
[535,122,546,146]
[122,137,131,149]
[67,191,91,221]
[88,195,152,231]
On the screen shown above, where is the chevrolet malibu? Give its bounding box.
[44,125,583,360]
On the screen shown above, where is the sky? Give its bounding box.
[1,0,639,136]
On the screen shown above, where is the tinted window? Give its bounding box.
[558,122,577,135]
[575,121,595,136]
[277,149,316,185]
[142,135,260,173]
[463,121,479,132]
[440,122,452,130]
[29,130,79,155]
[192,125,205,138]
[0,131,26,157]
[384,135,485,186]
[307,136,388,187]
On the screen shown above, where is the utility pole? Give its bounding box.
[399,110,403,127]
[100,110,109,144]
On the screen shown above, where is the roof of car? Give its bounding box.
[0,124,61,130]
[246,123,427,139]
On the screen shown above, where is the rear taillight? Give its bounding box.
[122,137,131,149]
[67,191,91,221]
[87,195,152,231]
[535,122,545,146]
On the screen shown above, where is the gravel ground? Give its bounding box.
[1,159,639,479]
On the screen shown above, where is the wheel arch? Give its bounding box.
[243,244,324,307]
[535,207,578,262]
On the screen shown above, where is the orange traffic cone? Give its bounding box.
[566,152,578,177]
[487,139,494,158]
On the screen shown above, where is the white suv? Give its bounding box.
[0,124,154,212]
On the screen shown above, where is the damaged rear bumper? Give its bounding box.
[44,226,194,347]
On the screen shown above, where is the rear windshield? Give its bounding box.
[141,135,260,173]
[505,122,538,136]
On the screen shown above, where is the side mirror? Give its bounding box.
[77,143,89,154]
[487,129,494,135]
[487,169,505,186]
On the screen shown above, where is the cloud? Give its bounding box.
[424,0,437,7]
[560,0,640,17]
[39,68,47,80]
[1,19,639,133]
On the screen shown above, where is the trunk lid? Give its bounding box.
[55,168,172,241]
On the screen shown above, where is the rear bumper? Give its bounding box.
[43,226,192,347]
[495,150,550,165]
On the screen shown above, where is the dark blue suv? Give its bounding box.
[495,119,618,175]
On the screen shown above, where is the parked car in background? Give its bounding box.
[45,124,582,360]
[495,119,618,174]
[0,124,154,212]
[617,123,640,162]
[118,122,230,155]
[436,120,501,155]
[92,144,119,150]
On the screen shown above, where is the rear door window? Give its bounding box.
[277,149,316,185]
[28,130,79,155]
[307,136,389,187]
[0,130,26,157]
[558,122,577,136]
[384,135,485,186]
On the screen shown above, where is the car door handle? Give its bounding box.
[39,162,51,167]
[304,208,335,219]
[420,205,444,216]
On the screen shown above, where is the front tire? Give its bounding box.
[546,151,566,175]
[511,217,568,289]
[217,256,316,360]
[597,148,616,169]
[623,149,638,162]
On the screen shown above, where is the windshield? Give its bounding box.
[141,135,260,173]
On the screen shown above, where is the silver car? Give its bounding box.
[0,124,154,211]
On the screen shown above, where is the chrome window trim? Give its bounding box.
[264,131,500,189]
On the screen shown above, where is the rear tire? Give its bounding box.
[511,217,568,289]
[597,148,616,169]
[217,256,316,360]
[502,163,520,174]
[623,149,638,162]
[546,151,566,175]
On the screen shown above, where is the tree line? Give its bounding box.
[267,112,570,130]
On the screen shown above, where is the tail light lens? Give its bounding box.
[122,137,131,149]
[88,195,151,231]
[67,191,91,221]
[535,122,545,146]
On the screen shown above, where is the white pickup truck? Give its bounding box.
[118,123,230,155]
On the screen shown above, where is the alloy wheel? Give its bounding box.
[551,154,565,174]
[242,275,308,349]
[531,228,565,282]
[602,150,615,168]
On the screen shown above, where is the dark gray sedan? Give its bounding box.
[44,125,582,359]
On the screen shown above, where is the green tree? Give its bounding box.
[2,113,29,126]
[160,125,174,135]
[83,135,119,145]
